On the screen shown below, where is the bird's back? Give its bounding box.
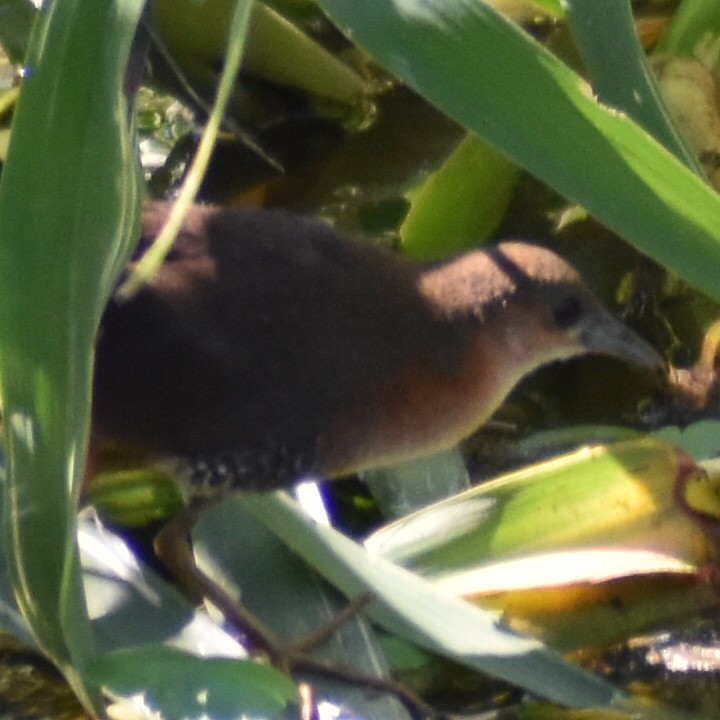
[92,203,450,488]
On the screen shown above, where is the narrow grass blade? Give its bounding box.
[241,492,620,707]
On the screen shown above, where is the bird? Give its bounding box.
[91,200,662,501]
[89,202,664,712]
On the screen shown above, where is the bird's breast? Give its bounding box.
[318,333,512,476]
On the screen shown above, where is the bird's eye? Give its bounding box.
[552,294,584,329]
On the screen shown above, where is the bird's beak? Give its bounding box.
[579,307,664,371]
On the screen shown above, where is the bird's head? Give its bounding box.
[420,241,662,375]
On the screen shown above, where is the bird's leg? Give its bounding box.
[155,501,377,660]
[154,502,442,718]
[155,498,376,660]
[154,500,286,663]
[284,591,375,655]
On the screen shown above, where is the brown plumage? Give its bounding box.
[92,202,661,496]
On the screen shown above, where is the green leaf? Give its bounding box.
[527,0,564,18]
[657,0,720,57]
[564,0,700,171]
[0,0,144,710]
[400,133,519,260]
[193,497,414,719]
[88,646,297,720]
[314,0,720,303]
[241,492,620,707]
[0,0,36,64]
[365,439,706,574]
[152,0,370,104]
[363,447,470,518]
